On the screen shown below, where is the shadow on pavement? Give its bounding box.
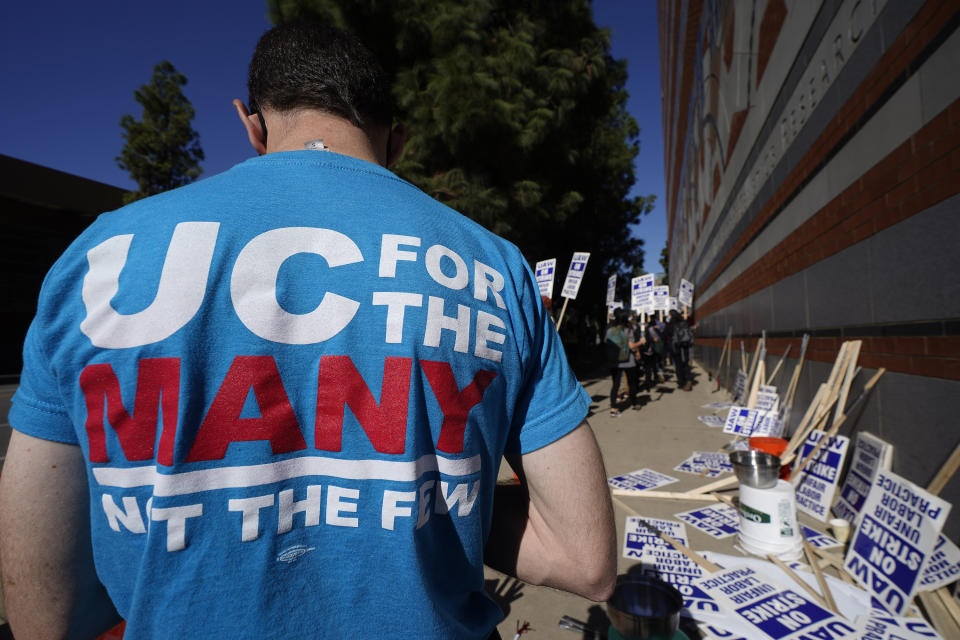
[484,576,525,621]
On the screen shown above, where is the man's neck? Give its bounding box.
[263,110,385,165]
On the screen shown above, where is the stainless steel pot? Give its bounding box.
[606,574,682,639]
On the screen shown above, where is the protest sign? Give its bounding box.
[606,273,616,306]
[794,431,850,522]
[844,470,951,614]
[676,504,740,539]
[853,610,944,639]
[918,533,960,592]
[668,296,679,312]
[639,547,724,617]
[622,516,688,559]
[652,285,670,311]
[801,525,842,550]
[724,406,780,438]
[679,278,695,307]
[534,258,556,299]
[608,468,678,492]
[833,432,894,524]
[732,371,747,402]
[703,401,735,410]
[697,566,857,640]
[750,411,784,438]
[675,451,734,478]
[723,406,756,435]
[756,385,779,413]
[560,251,590,299]
[703,550,879,623]
[631,274,655,313]
[698,415,726,428]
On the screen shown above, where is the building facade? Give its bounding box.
[659,0,960,537]
[0,154,122,376]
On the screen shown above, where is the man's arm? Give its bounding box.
[484,421,616,601]
[0,430,120,640]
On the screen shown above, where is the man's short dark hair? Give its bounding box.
[248,21,393,129]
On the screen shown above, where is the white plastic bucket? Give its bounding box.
[737,480,801,560]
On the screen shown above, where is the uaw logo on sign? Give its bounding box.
[534,258,556,299]
[651,285,670,311]
[844,470,950,614]
[679,278,694,307]
[631,274,654,313]
[560,252,590,299]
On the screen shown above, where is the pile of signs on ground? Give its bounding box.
[608,338,960,638]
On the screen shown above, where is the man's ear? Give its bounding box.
[233,99,266,155]
[386,123,407,167]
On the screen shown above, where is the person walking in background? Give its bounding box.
[670,309,694,391]
[0,21,615,640]
[637,313,660,392]
[604,309,639,415]
[653,313,667,380]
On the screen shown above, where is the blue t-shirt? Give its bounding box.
[10,151,590,639]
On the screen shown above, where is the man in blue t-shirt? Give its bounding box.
[0,21,615,640]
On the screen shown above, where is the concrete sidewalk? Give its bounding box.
[486,361,744,640]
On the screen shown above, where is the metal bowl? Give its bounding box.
[607,574,682,639]
[729,450,781,489]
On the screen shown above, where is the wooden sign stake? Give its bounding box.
[784,384,828,456]
[766,344,792,386]
[936,587,960,630]
[746,360,765,409]
[781,335,811,424]
[791,368,886,482]
[612,496,721,573]
[927,441,960,496]
[715,333,731,390]
[688,475,739,495]
[555,297,570,330]
[745,340,762,397]
[832,341,862,425]
[611,489,725,502]
[803,539,839,615]
[766,554,833,612]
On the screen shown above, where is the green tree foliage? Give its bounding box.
[267,0,655,309]
[116,61,204,204]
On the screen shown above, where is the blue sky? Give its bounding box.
[1,0,666,273]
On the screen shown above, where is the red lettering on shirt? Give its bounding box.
[186,356,306,461]
[314,356,412,454]
[421,361,496,453]
[79,358,180,464]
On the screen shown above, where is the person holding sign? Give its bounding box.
[0,21,615,640]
